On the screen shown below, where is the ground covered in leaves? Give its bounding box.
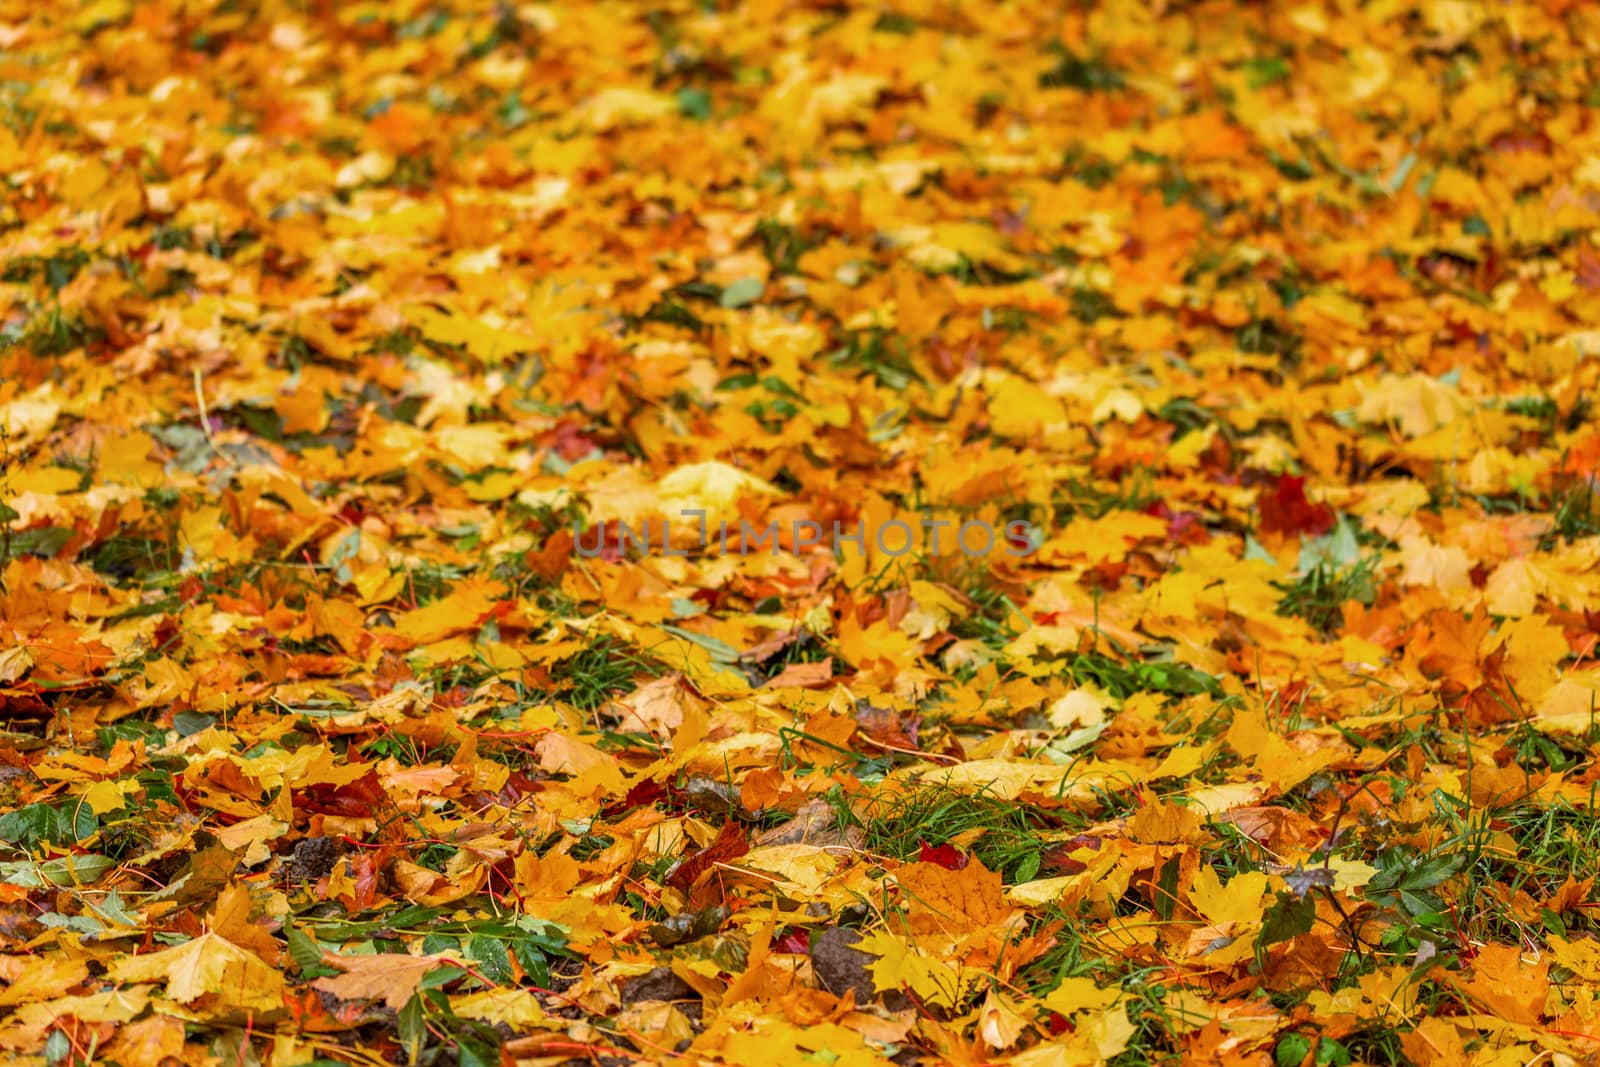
[8,1,1600,1065]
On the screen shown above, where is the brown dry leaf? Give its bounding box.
[763,659,835,689]
[615,674,697,735]
[312,952,464,1012]
[100,1015,187,1067]
[206,883,281,965]
[753,799,862,849]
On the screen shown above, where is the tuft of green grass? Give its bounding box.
[3,247,89,291]
[1053,471,1160,519]
[833,785,1069,884]
[9,305,99,356]
[1013,902,1098,995]
[1235,314,1302,366]
[1070,286,1120,323]
[553,633,661,713]
[752,218,819,275]
[829,327,920,391]
[1038,44,1125,92]
[1277,556,1380,634]
[949,568,1025,650]
[403,560,472,607]
[1063,650,1223,701]
[87,534,177,585]
[1049,142,1118,189]
[1472,793,1600,940]
[1547,476,1600,546]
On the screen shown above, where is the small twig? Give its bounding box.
[193,366,236,468]
[854,733,960,764]
[1317,778,1390,964]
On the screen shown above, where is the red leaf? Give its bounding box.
[917,841,968,870]
[605,777,667,817]
[297,771,388,819]
[1257,475,1334,537]
[349,849,390,910]
[1040,835,1102,876]
[855,702,920,750]
[773,928,810,953]
[667,821,750,891]
[1041,852,1087,876]
[1143,500,1211,545]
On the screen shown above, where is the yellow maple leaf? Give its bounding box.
[716,1019,887,1067]
[1039,976,1122,1018]
[450,988,552,1028]
[853,930,981,1009]
[391,579,504,645]
[108,932,283,1014]
[1188,865,1269,928]
[415,308,538,363]
[578,87,678,130]
[657,460,781,517]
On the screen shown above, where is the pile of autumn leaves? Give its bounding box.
[11,0,1600,1065]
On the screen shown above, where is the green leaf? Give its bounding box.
[1315,1038,1353,1067]
[397,993,426,1066]
[0,862,43,889]
[467,936,513,985]
[511,938,550,987]
[389,905,447,928]
[512,914,569,949]
[1259,890,1315,947]
[1,853,114,888]
[677,87,712,120]
[720,277,764,309]
[1244,534,1276,563]
[457,1029,500,1067]
[38,911,103,935]
[1275,1033,1312,1067]
[7,526,72,558]
[0,800,95,850]
[1399,891,1442,918]
[1297,516,1361,572]
[37,853,114,886]
[1400,853,1462,892]
[287,924,324,976]
[173,711,216,737]
[419,965,468,989]
[420,933,459,956]
[1044,722,1107,762]
[1153,855,1181,922]
[660,624,742,664]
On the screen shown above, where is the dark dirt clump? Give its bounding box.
[809,927,876,1003]
[619,966,698,1004]
[288,836,344,884]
